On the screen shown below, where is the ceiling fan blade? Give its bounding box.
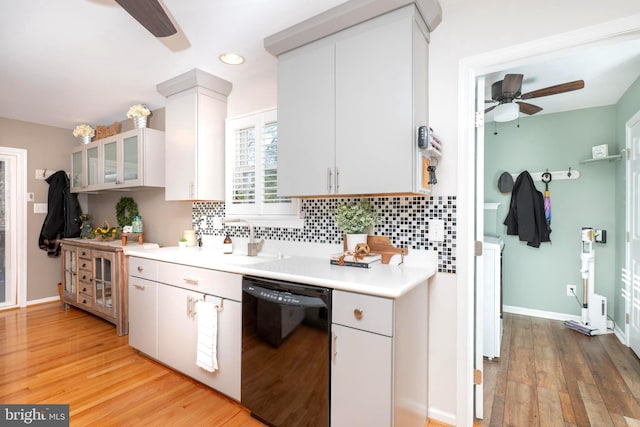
[520,80,585,100]
[115,0,177,38]
[502,74,523,96]
[517,102,543,115]
[485,105,497,114]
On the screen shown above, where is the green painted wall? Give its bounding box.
[613,75,640,328]
[485,106,617,318]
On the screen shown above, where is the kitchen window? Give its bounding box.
[225,109,300,225]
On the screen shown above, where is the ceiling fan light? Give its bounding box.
[493,103,519,122]
[219,53,245,65]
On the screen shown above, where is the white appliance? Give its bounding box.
[483,236,504,359]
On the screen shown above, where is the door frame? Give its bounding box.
[457,15,640,426]
[0,147,27,308]
[625,109,640,347]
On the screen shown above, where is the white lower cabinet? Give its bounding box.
[331,323,392,426]
[128,277,158,358]
[157,284,241,400]
[127,257,242,401]
[331,285,428,427]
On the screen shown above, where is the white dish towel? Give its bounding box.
[195,299,218,372]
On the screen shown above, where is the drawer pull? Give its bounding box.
[133,283,146,290]
[82,287,87,292]
[353,308,364,320]
[137,266,144,273]
[183,278,199,285]
[332,332,337,364]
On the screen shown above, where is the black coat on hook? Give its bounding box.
[38,171,82,257]
[504,171,551,248]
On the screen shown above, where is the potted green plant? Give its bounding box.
[336,198,378,251]
[178,237,188,249]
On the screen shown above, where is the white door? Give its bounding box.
[474,76,486,419]
[627,111,640,357]
[0,147,26,309]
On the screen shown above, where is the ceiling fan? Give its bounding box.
[485,74,585,122]
[115,0,177,37]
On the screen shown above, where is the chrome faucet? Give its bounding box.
[223,218,264,256]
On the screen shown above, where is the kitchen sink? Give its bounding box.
[214,253,284,265]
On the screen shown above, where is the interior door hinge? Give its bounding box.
[474,112,484,128]
[627,231,630,243]
[627,313,630,325]
[627,148,631,160]
[474,240,483,256]
[474,369,482,385]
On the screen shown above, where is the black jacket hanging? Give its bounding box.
[38,170,82,257]
[503,170,551,248]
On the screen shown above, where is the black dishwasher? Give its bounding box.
[241,276,331,427]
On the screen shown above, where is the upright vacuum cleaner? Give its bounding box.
[564,227,610,336]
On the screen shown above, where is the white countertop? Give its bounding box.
[125,246,436,299]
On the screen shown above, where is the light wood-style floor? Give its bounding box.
[479,312,640,426]
[0,302,445,426]
[0,302,263,426]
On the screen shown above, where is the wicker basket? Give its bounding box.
[93,221,117,241]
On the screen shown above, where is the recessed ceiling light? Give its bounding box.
[219,53,245,65]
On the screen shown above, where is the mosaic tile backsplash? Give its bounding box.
[192,196,457,273]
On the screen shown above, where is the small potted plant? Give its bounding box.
[336,198,378,251]
[126,104,151,128]
[178,237,188,249]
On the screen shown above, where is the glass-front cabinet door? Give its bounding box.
[62,247,77,295]
[122,134,141,186]
[102,139,118,185]
[93,250,116,316]
[86,146,99,189]
[71,150,84,190]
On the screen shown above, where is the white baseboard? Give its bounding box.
[614,324,626,345]
[428,407,456,426]
[503,305,581,322]
[27,296,60,306]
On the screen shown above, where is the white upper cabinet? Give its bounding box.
[278,40,336,196]
[276,5,430,197]
[157,69,231,201]
[70,128,164,193]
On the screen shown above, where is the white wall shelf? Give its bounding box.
[580,154,623,164]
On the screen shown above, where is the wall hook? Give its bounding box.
[567,167,572,178]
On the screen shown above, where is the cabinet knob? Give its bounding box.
[137,266,144,272]
[353,308,364,320]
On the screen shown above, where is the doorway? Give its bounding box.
[457,18,640,425]
[0,147,27,309]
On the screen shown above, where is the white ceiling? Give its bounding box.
[0,0,349,130]
[2,1,640,131]
[483,36,640,121]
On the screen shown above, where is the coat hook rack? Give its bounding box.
[509,168,580,182]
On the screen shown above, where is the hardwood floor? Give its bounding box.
[479,313,640,426]
[1,302,445,427]
[0,302,263,427]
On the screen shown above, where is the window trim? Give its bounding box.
[225,108,301,227]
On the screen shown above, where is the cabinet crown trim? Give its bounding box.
[264,0,441,56]
[157,68,232,98]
